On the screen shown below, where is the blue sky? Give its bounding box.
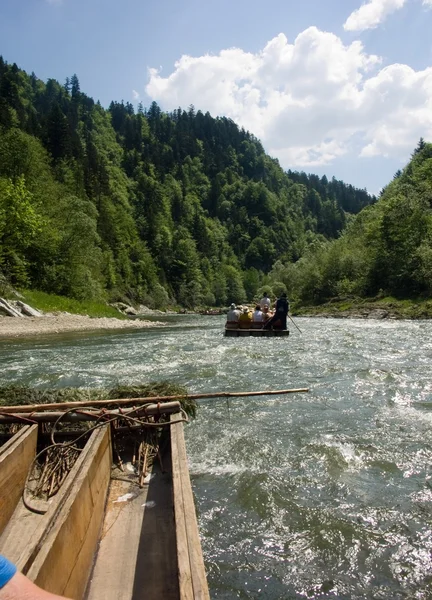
[1,0,432,194]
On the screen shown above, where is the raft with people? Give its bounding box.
[224,292,291,337]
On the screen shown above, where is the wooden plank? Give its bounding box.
[0,426,27,453]
[25,426,112,599]
[88,444,180,600]
[86,479,152,600]
[176,422,210,600]
[129,441,180,600]
[171,417,210,600]
[171,422,195,599]
[0,498,47,568]
[0,425,38,535]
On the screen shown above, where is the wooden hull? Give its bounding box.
[0,419,209,600]
[0,425,112,599]
[0,424,38,536]
[224,327,289,337]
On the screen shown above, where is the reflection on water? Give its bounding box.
[1,316,432,599]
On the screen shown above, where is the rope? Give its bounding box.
[0,411,38,424]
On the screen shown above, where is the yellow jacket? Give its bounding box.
[239,312,251,322]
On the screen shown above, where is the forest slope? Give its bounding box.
[267,140,432,309]
[0,57,375,308]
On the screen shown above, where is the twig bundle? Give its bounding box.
[31,445,81,499]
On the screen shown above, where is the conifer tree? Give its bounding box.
[45,103,70,161]
[70,74,80,98]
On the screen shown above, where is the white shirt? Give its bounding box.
[259,296,271,310]
[252,309,264,322]
[227,308,240,321]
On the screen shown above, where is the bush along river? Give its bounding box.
[1,314,432,599]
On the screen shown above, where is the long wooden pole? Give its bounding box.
[0,388,309,414]
[288,314,302,334]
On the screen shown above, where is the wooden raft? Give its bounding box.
[224,327,289,337]
[0,419,210,599]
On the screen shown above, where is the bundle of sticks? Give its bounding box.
[31,445,81,499]
[21,401,185,505]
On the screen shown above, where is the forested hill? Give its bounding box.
[269,140,432,306]
[0,57,375,308]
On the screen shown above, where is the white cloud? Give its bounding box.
[423,0,432,7]
[132,89,140,100]
[145,27,432,169]
[344,0,407,32]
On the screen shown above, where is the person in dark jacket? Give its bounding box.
[263,293,290,330]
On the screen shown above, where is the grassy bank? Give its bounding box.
[19,290,124,319]
[294,296,432,319]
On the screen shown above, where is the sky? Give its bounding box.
[1,0,432,194]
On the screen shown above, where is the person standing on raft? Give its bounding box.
[259,292,271,311]
[263,293,290,330]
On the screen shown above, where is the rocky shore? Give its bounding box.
[295,299,432,320]
[298,308,394,319]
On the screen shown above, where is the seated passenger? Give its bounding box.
[262,304,271,321]
[251,305,264,322]
[238,307,252,327]
[226,303,240,322]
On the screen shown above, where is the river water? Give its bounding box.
[1,315,432,599]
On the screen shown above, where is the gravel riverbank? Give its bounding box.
[0,313,166,339]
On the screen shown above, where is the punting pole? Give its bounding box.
[0,388,309,414]
[288,314,302,333]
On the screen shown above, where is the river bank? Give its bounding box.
[294,296,432,320]
[0,313,166,339]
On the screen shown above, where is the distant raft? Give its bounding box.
[224,322,289,337]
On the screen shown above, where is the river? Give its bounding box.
[1,315,432,599]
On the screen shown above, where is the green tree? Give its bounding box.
[0,176,42,284]
[243,267,261,301]
[224,265,246,304]
[45,103,70,161]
